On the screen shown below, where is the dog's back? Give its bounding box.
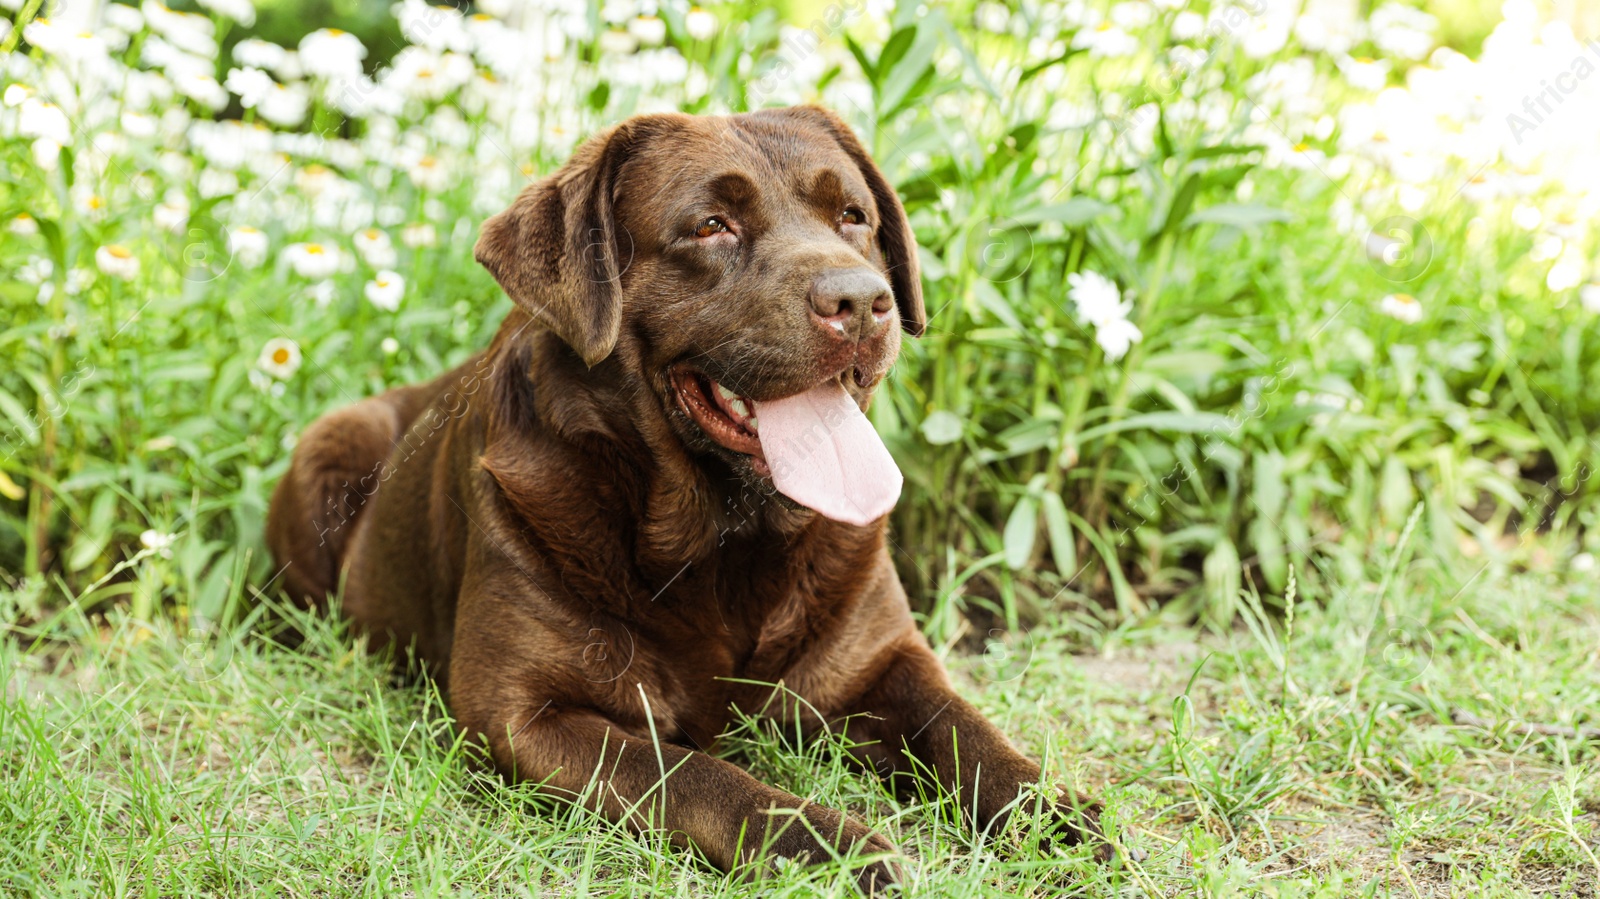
[265,357,478,609]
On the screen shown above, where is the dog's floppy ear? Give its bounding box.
[768,105,927,337]
[475,125,635,367]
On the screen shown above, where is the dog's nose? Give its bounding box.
[809,268,894,336]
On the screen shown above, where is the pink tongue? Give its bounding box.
[751,381,903,526]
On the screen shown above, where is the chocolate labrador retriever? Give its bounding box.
[266,105,1106,891]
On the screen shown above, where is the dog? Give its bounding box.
[266,105,1106,892]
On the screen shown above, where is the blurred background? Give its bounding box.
[3,0,1599,643]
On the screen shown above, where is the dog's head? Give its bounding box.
[475,106,924,505]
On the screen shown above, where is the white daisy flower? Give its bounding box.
[407,155,450,192]
[72,269,94,293]
[353,228,397,268]
[198,169,239,199]
[1274,140,1327,171]
[153,197,189,233]
[257,337,302,379]
[30,138,61,171]
[232,38,287,70]
[140,529,177,557]
[104,3,146,33]
[95,244,141,280]
[1547,259,1584,293]
[1510,204,1542,231]
[1580,283,1600,314]
[298,28,367,80]
[284,242,342,279]
[173,71,229,109]
[274,50,304,81]
[1072,20,1139,58]
[19,17,68,55]
[19,256,53,284]
[1336,56,1390,91]
[121,111,159,139]
[75,190,109,220]
[1379,293,1423,323]
[18,98,72,145]
[10,213,39,236]
[397,0,471,52]
[195,0,255,26]
[364,270,405,311]
[294,163,340,197]
[685,6,717,40]
[1067,270,1127,327]
[142,1,218,57]
[224,66,275,107]
[228,226,269,269]
[1068,271,1143,359]
[382,47,475,100]
[400,222,438,248]
[1369,2,1435,59]
[1171,11,1205,41]
[256,82,309,127]
[628,14,667,46]
[1095,317,1143,361]
[1110,2,1153,30]
[598,29,638,55]
[307,280,337,307]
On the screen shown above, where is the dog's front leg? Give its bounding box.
[462,701,902,892]
[842,641,1109,856]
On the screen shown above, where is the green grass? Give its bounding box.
[6,543,1596,897]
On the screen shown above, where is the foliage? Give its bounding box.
[0,0,1597,640]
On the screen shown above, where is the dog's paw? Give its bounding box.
[760,803,903,895]
[1040,794,1145,864]
[844,828,903,896]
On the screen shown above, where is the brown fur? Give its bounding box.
[266,106,1105,892]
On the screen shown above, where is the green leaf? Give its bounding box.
[844,34,874,82]
[880,35,938,117]
[1018,48,1084,84]
[67,490,119,573]
[0,388,38,446]
[971,279,1025,332]
[1380,454,1414,524]
[1186,203,1294,229]
[1190,143,1266,160]
[1074,411,1234,443]
[875,26,918,84]
[1041,491,1076,576]
[1251,517,1287,590]
[1009,197,1114,228]
[1151,172,1201,244]
[149,363,216,384]
[1203,538,1242,624]
[1253,450,1287,520]
[920,410,965,445]
[1003,494,1038,570]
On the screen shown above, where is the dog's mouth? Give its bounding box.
[668,362,905,526]
[670,366,771,477]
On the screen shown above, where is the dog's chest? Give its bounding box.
[629,563,825,740]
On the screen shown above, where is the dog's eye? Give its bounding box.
[840,208,867,227]
[693,217,731,239]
